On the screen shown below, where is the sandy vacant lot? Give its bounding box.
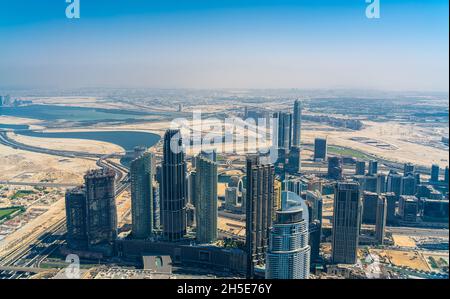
[392,235,417,248]
[372,249,430,271]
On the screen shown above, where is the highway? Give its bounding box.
[0,132,131,279]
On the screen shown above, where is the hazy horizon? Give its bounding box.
[0,0,448,92]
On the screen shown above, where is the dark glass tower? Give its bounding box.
[314,137,327,161]
[65,186,88,250]
[130,152,154,239]
[84,168,117,247]
[161,129,187,241]
[331,181,362,264]
[292,100,302,148]
[245,155,275,278]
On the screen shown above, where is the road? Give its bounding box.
[0,133,131,279]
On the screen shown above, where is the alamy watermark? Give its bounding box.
[66,0,80,19]
[366,0,380,19]
[169,111,280,163]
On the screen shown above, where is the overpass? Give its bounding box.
[0,181,79,188]
[0,265,58,274]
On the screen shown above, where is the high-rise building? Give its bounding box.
[287,146,301,174]
[355,160,366,175]
[84,168,117,247]
[275,112,292,153]
[314,137,327,161]
[161,129,187,242]
[327,157,343,180]
[445,166,449,185]
[265,191,310,279]
[283,177,302,196]
[368,160,378,175]
[375,195,387,245]
[152,183,160,230]
[387,171,402,199]
[331,181,362,264]
[305,190,323,223]
[398,195,418,223]
[309,220,321,265]
[384,192,397,225]
[376,173,387,194]
[363,175,378,193]
[245,155,275,278]
[273,179,282,218]
[362,191,378,224]
[404,163,415,176]
[430,164,440,182]
[225,187,239,210]
[195,154,218,244]
[292,100,302,148]
[65,187,88,250]
[130,152,154,239]
[401,175,417,196]
[188,171,197,207]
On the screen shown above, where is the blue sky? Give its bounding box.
[0,0,448,91]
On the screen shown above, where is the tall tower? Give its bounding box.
[331,181,362,264]
[245,155,275,278]
[84,168,117,247]
[65,187,88,250]
[161,129,187,242]
[375,195,387,245]
[292,100,302,148]
[266,191,310,279]
[275,112,292,158]
[195,154,218,244]
[130,152,154,239]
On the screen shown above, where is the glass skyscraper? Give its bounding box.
[266,191,310,279]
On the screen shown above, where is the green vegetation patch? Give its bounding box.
[328,146,373,160]
[10,189,35,200]
[0,206,24,221]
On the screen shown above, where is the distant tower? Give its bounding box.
[401,175,417,196]
[375,195,387,245]
[331,181,362,264]
[368,160,378,175]
[266,191,310,279]
[313,137,327,161]
[292,100,302,148]
[130,152,154,239]
[403,163,415,176]
[430,164,440,182]
[161,129,187,241]
[195,154,218,243]
[84,168,117,248]
[445,166,449,185]
[288,146,301,174]
[245,155,275,278]
[362,191,378,224]
[327,157,343,180]
[65,187,88,250]
[387,171,402,199]
[275,112,292,157]
[355,160,366,175]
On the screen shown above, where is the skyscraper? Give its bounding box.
[375,195,387,245]
[292,100,302,148]
[65,186,88,250]
[384,192,397,225]
[362,191,378,224]
[401,174,417,196]
[387,171,403,199]
[265,191,310,279]
[130,152,154,239]
[368,160,378,175]
[331,181,362,264]
[314,137,327,161]
[287,146,301,174]
[404,163,415,176]
[327,157,343,180]
[430,164,440,182]
[445,166,449,185]
[376,173,387,194]
[195,154,218,244]
[355,160,366,175]
[245,155,275,278]
[161,129,187,242]
[84,168,117,247]
[275,112,292,153]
